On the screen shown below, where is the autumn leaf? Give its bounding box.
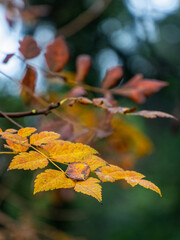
[114,74,168,103]
[44,36,70,72]
[43,140,98,163]
[129,110,176,120]
[75,54,91,83]
[101,66,124,89]
[5,129,17,133]
[83,155,107,171]
[66,162,90,180]
[34,169,75,194]
[8,151,48,170]
[19,36,41,59]
[126,178,162,196]
[20,66,37,104]
[18,127,37,137]
[75,177,102,203]
[108,106,137,114]
[30,131,60,146]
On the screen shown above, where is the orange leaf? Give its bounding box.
[44,36,70,72]
[43,140,98,163]
[75,177,102,203]
[0,128,2,132]
[101,66,124,89]
[66,162,90,180]
[83,155,107,171]
[20,66,37,104]
[18,127,37,137]
[95,165,125,182]
[75,54,91,83]
[19,36,41,59]
[34,169,75,194]
[129,110,176,120]
[126,178,161,196]
[5,129,17,133]
[8,151,48,170]
[30,131,60,146]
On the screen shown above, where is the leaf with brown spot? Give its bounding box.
[18,127,37,137]
[30,131,60,146]
[3,53,14,64]
[129,110,176,120]
[44,36,70,72]
[66,162,90,180]
[20,66,37,104]
[8,151,48,170]
[101,66,124,89]
[75,54,91,83]
[75,177,102,203]
[34,169,75,194]
[19,36,41,59]
[93,98,112,108]
[95,165,125,182]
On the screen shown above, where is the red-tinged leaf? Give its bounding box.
[66,162,90,180]
[75,177,102,203]
[34,169,75,194]
[44,36,70,72]
[115,74,168,103]
[83,155,107,171]
[126,178,161,196]
[30,131,60,146]
[129,110,176,120]
[20,66,37,104]
[8,151,48,170]
[101,66,124,89]
[18,127,37,137]
[108,106,137,114]
[3,53,14,64]
[75,54,91,83]
[93,98,112,108]
[68,86,87,97]
[42,140,98,163]
[19,36,41,59]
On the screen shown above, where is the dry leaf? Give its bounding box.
[19,36,41,59]
[30,131,60,146]
[75,177,102,203]
[44,36,70,72]
[66,162,90,180]
[34,169,75,194]
[75,54,91,83]
[101,66,123,89]
[129,110,176,120]
[8,151,48,170]
[83,155,107,171]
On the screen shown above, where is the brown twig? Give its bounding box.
[0,111,23,128]
[0,102,60,118]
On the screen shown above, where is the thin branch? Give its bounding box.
[0,102,60,118]
[0,111,23,129]
[57,0,112,38]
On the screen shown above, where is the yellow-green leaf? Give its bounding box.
[8,151,48,170]
[34,169,75,194]
[75,177,102,203]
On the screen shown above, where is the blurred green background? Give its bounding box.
[0,0,180,239]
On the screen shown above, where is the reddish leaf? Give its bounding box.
[19,36,41,59]
[3,53,14,64]
[44,36,70,72]
[20,66,37,104]
[101,66,124,89]
[66,162,90,180]
[129,110,176,120]
[115,74,168,103]
[75,54,91,83]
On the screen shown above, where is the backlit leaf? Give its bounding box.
[75,54,91,83]
[101,66,123,89]
[8,151,48,170]
[18,127,37,137]
[75,177,102,203]
[19,36,41,59]
[30,131,60,146]
[44,36,70,72]
[43,140,98,163]
[66,162,90,180]
[34,169,75,194]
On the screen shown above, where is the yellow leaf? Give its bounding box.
[66,162,90,180]
[30,131,60,146]
[95,165,125,182]
[75,177,102,203]
[0,128,2,132]
[83,155,107,171]
[43,140,98,163]
[34,169,75,194]
[8,151,48,170]
[18,127,37,137]
[5,129,17,133]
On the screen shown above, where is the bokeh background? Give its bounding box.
[0,0,180,239]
